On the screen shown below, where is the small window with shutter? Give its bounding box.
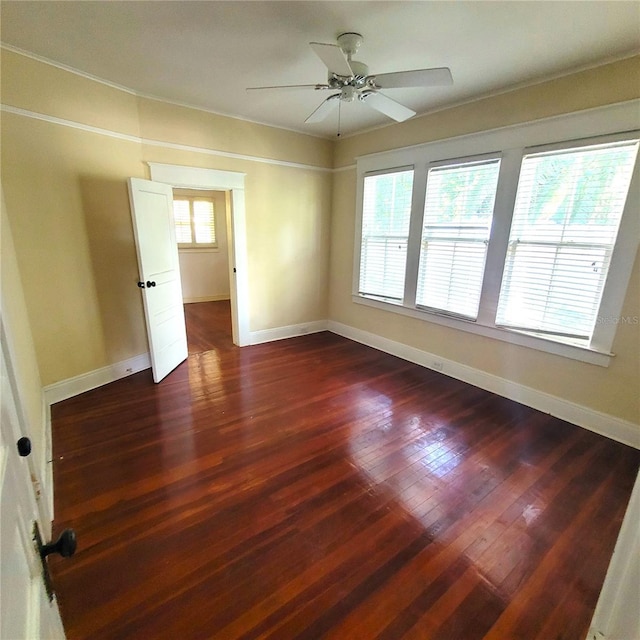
[172,196,216,248]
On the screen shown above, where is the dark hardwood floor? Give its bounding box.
[49,303,639,639]
[184,299,233,355]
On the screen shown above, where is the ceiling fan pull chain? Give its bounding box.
[337,100,342,138]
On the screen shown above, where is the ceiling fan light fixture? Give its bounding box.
[340,85,357,102]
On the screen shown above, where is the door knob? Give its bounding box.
[40,528,77,559]
[146,280,156,288]
[17,437,32,457]
[137,281,145,288]
[33,523,77,601]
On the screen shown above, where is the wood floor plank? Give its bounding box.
[398,566,482,640]
[48,301,639,639]
[322,422,580,638]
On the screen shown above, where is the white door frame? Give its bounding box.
[147,163,250,347]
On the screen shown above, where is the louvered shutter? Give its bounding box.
[173,199,193,243]
[359,169,414,301]
[416,158,500,319]
[496,139,639,339]
[193,200,216,244]
[172,197,216,246]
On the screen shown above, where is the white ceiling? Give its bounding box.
[2,1,639,139]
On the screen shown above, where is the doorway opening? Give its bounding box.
[170,188,233,354]
[148,163,250,349]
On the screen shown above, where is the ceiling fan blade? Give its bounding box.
[247,84,330,92]
[305,95,340,124]
[310,42,353,77]
[371,67,453,89]
[360,91,416,122]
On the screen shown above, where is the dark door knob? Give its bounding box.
[146,280,156,288]
[17,437,32,457]
[40,529,77,559]
[137,281,145,288]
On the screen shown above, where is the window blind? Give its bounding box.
[416,158,500,319]
[173,199,193,243]
[193,200,216,244]
[359,169,414,301]
[496,139,639,339]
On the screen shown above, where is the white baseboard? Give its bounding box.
[183,295,230,304]
[43,352,151,405]
[250,320,328,345]
[328,321,640,449]
[43,318,328,405]
[42,322,639,449]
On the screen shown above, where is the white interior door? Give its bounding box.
[1,333,65,639]
[128,178,188,383]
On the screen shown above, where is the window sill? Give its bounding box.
[352,294,613,367]
[177,246,219,253]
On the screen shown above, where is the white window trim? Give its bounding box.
[352,100,640,367]
[178,246,220,254]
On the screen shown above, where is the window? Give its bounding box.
[172,196,216,247]
[496,140,639,340]
[417,157,500,319]
[353,102,640,365]
[358,169,414,301]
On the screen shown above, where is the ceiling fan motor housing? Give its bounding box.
[328,59,370,92]
[348,60,369,80]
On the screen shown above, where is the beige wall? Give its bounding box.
[1,50,141,137]
[179,247,230,302]
[333,56,640,168]
[1,49,332,386]
[138,96,333,168]
[330,56,640,426]
[2,112,147,382]
[139,144,332,332]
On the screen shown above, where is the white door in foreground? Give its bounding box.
[128,178,188,383]
[1,337,65,639]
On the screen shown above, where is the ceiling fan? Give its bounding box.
[247,32,453,127]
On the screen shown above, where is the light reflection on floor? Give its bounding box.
[188,349,222,390]
[348,384,547,597]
